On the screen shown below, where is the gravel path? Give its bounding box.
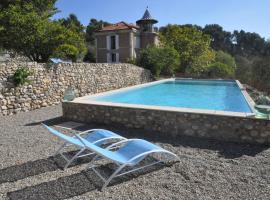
[0,105,270,200]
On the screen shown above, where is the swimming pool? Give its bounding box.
[89,79,253,114]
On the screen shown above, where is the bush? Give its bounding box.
[137,46,180,77]
[53,44,79,62]
[215,50,236,68]
[206,62,235,78]
[251,57,270,93]
[13,67,33,86]
[83,49,96,63]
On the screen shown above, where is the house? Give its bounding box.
[95,8,159,63]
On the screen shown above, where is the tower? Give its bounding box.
[136,7,159,49]
[136,7,158,32]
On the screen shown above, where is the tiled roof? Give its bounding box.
[100,22,139,32]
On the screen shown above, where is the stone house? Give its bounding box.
[95,8,159,63]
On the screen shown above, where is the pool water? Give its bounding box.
[92,80,253,113]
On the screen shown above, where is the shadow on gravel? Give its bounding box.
[7,161,165,200]
[0,151,94,184]
[24,117,65,127]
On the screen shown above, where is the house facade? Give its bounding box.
[95,9,159,63]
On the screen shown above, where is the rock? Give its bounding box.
[1,106,7,110]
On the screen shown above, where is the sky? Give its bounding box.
[53,0,270,39]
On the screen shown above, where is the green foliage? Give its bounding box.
[13,67,33,86]
[206,62,235,78]
[160,25,215,74]
[126,58,137,65]
[251,57,270,93]
[59,13,85,34]
[53,44,79,62]
[86,19,111,45]
[215,50,236,68]
[203,24,232,52]
[83,50,96,63]
[0,1,86,62]
[137,46,180,77]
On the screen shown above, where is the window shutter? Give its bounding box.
[116,53,119,63]
[106,36,110,50]
[107,53,111,63]
[116,35,119,49]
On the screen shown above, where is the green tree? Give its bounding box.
[160,24,215,75]
[59,13,85,34]
[232,30,267,57]
[204,51,236,78]
[0,3,86,62]
[137,46,180,77]
[251,57,270,93]
[215,50,236,68]
[86,18,111,45]
[203,24,232,52]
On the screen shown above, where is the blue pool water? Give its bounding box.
[92,80,253,113]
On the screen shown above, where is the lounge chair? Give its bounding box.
[42,124,126,169]
[77,135,180,190]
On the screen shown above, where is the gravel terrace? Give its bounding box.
[0,105,270,200]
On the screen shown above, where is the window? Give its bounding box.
[111,35,116,49]
[135,36,140,48]
[111,53,116,62]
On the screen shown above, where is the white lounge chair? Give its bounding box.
[42,124,126,169]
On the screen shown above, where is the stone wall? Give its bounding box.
[63,102,270,145]
[0,62,151,115]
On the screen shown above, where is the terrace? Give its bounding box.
[0,105,269,199]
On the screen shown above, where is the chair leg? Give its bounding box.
[86,154,100,169]
[53,142,67,156]
[63,148,86,170]
[101,164,126,191]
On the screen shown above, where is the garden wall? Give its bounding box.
[0,62,151,115]
[63,102,270,145]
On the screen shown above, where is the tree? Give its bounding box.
[59,13,85,34]
[160,24,215,75]
[0,0,57,15]
[232,30,266,57]
[0,2,86,62]
[206,62,235,78]
[215,50,236,68]
[251,57,270,93]
[137,46,180,77]
[86,18,111,45]
[203,24,232,53]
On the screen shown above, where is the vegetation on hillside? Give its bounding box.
[0,0,269,93]
[0,1,86,62]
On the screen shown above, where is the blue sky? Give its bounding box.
[53,0,270,39]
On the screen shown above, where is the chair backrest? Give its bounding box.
[42,124,84,147]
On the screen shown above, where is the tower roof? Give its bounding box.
[136,8,158,24]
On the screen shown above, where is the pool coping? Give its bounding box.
[72,78,256,118]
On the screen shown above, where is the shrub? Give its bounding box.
[52,44,79,62]
[215,50,236,68]
[202,51,236,79]
[13,67,33,86]
[83,49,96,63]
[137,46,180,77]
[251,57,270,93]
[206,62,235,78]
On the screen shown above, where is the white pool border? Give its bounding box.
[72,78,256,118]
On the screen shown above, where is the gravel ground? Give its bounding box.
[0,105,270,200]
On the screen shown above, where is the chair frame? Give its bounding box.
[52,129,126,169]
[80,138,180,191]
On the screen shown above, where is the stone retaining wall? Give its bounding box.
[0,62,151,115]
[63,102,270,144]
